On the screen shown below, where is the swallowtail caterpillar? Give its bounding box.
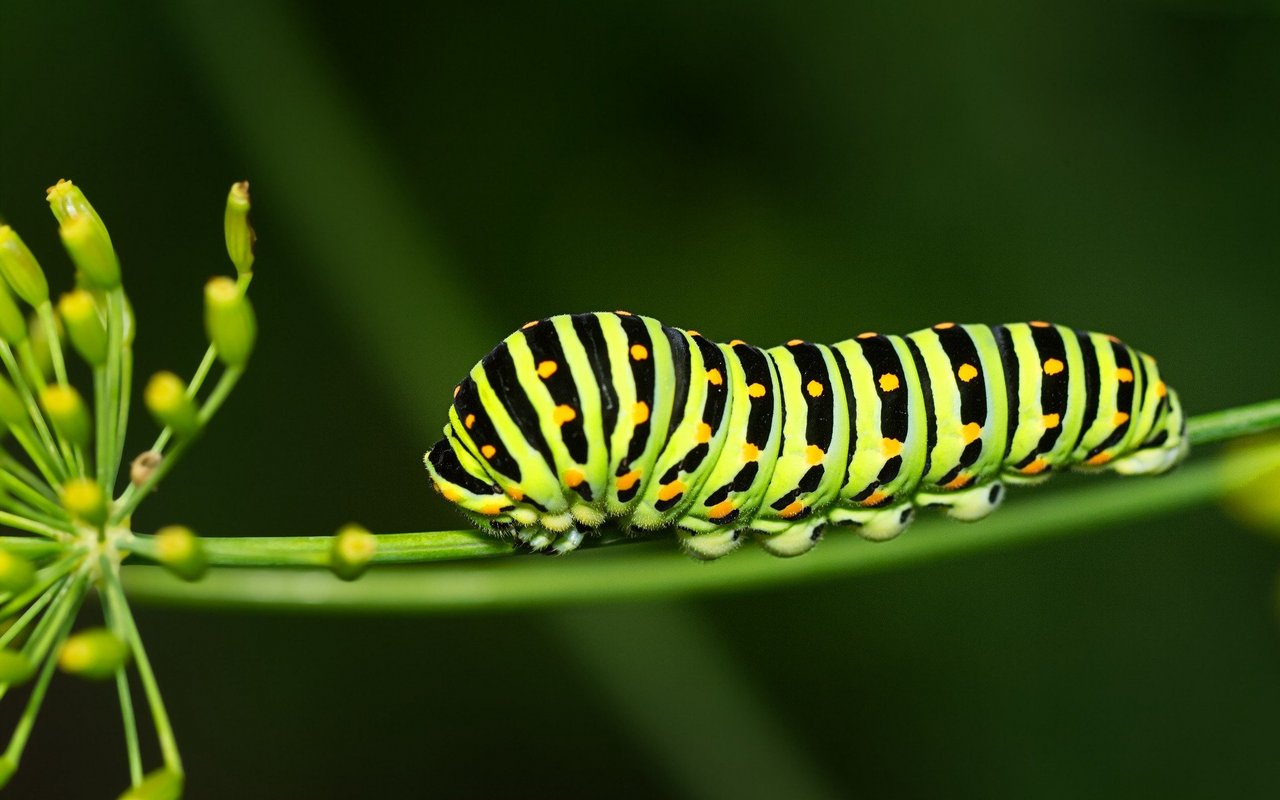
[426,313,1186,559]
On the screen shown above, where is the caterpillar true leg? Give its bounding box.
[426,314,1188,560]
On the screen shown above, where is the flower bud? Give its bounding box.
[0,282,27,346]
[0,548,35,595]
[63,478,108,525]
[330,523,377,581]
[0,650,33,685]
[0,377,26,428]
[144,372,199,437]
[41,385,91,447]
[0,226,49,307]
[154,525,207,581]
[57,290,108,367]
[204,277,256,366]
[59,213,120,290]
[58,627,129,679]
[46,179,112,239]
[119,767,184,800]
[224,181,255,275]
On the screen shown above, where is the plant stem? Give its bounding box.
[121,438,1280,614]
[1186,398,1280,444]
[100,563,183,775]
[100,557,144,787]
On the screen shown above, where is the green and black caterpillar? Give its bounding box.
[425,313,1187,559]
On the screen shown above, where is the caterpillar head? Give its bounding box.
[425,437,516,525]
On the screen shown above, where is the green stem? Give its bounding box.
[0,537,69,561]
[0,457,57,503]
[100,557,143,787]
[1186,398,1280,444]
[121,439,1279,614]
[0,510,72,539]
[36,304,84,477]
[0,551,85,623]
[111,367,243,525]
[0,578,62,649]
[103,288,127,492]
[3,593,79,767]
[100,564,183,774]
[0,470,69,521]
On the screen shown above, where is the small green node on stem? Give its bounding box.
[58,290,108,367]
[330,523,377,581]
[118,767,184,800]
[130,451,162,487]
[204,277,256,366]
[0,550,36,595]
[0,650,33,686]
[224,181,255,276]
[58,627,130,680]
[0,226,50,308]
[144,373,199,438]
[61,478,107,526]
[153,526,207,581]
[40,384,90,448]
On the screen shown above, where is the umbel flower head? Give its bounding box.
[0,180,258,799]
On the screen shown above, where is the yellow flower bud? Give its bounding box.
[330,523,377,581]
[58,627,129,680]
[144,372,199,437]
[0,548,35,594]
[41,384,91,447]
[0,282,27,345]
[154,525,207,581]
[204,277,256,367]
[0,226,49,307]
[224,181,255,275]
[59,213,120,290]
[58,290,108,367]
[62,478,107,525]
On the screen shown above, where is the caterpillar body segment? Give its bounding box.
[425,313,1188,559]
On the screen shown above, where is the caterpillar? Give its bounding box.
[425,313,1188,560]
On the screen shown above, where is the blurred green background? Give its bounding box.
[3,1,1279,797]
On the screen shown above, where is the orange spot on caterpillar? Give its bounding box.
[856,331,878,340]
[806,380,824,397]
[1020,458,1049,475]
[943,473,972,490]
[1116,367,1134,383]
[1030,321,1051,328]
[934,321,956,330]
[747,382,767,398]
[878,373,900,392]
[536,360,558,378]
[1086,452,1113,466]
[452,385,461,398]
[708,499,736,520]
[957,363,978,382]
[632,401,650,425]
[729,339,747,346]
[563,468,585,488]
[630,344,649,361]
[695,422,712,444]
[1156,381,1167,398]
[742,443,760,461]
[477,501,506,516]
[961,422,982,444]
[615,470,641,491]
[657,480,686,502]
[881,438,903,458]
[481,445,497,459]
[1113,411,1130,426]
[507,486,525,501]
[553,405,577,425]
[861,490,889,507]
[441,485,462,502]
[1043,358,1064,376]
[687,330,701,337]
[706,368,723,386]
[805,444,825,465]
[780,500,806,519]
[615,310,633,316]
[522,320,539,329]
[464,413,476,429]
[1042,413,1060,429]
[787,338,805,346]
